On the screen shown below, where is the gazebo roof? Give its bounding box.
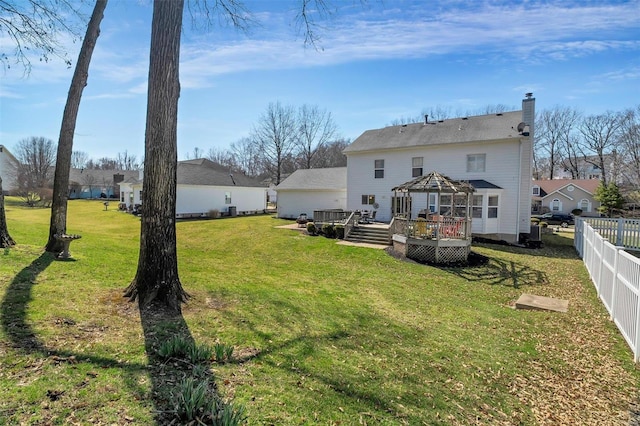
[392,171,475,194]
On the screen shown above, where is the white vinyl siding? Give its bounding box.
[177,185,265,216]
[346,137,526,242]
[277,189,346,219]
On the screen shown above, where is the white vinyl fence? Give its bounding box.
[575,218,640,362]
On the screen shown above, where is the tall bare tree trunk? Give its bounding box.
[0,177,16,248]
[124,0,188,313]
[45,0,108,253]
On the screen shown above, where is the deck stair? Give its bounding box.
[346,225,391,245]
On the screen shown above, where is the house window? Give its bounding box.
[412,157,423,177]
[467,153,486,173]
[454,194,467,217]
[472,195,483,218]
[532,186,540,196]
[488,195,499,218]
[551,198,560,211]
[139,191,143,202]
[121,192,125,202]
[392,195,411,217]
[439,194,452,215]
[225,192,232,204]
[580,199,590,212]
[428,193,437,213]
[374,159,384,178]
[361,194,375,205]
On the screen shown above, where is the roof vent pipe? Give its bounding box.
[424,114,428,125]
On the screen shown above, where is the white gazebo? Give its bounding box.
[390,171,475,264]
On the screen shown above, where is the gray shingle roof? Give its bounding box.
[177,159,264,187]
[343,111,523,153]
[275,167,347,191]
[69,168,140,185]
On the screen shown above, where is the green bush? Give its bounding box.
[335,224,345,239]
[322,224,336,238]
[571,208,582,216]
[306,222,317,235]
[540,222,549,228]
[530,217,540,224]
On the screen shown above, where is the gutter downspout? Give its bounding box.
[517,138,522,240]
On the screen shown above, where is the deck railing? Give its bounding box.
[574,218,640,362]
[313,210,352,225]
[391,217,469,240]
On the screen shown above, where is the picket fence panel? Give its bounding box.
[574,218,640,362]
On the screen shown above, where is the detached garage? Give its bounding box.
[275,167,347,220]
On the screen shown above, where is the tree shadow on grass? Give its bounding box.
[0,251,220,424]
[444,254,549,289]
[219,302,423,422]
[136,300,221,424]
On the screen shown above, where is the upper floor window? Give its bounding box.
[412,157,423,177]
[374,159,384,178]
[467,153,486,173]
[532,185,540,196]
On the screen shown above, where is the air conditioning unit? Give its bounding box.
[527,224,542,248]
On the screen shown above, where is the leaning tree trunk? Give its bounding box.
[0,177,16,248]
[45,0,108,253]
[124,0,188,313]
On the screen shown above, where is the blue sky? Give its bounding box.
[1,0,639,161]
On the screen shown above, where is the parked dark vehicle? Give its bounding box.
[533,212,574,227]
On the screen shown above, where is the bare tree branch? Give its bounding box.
[0,0,86,74]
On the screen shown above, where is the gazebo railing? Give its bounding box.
[392,217,469,240]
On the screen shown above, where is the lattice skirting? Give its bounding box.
[406,243,470,264]
[392,235,471,264]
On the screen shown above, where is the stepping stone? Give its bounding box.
[515,294,569,313]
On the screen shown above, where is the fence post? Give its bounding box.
[636,285,640,363]
[616,218,624,246]
[610,246,619,321]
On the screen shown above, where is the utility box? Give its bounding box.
[228,206,237,217]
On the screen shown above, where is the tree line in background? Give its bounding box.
[184,102,349,184]
[533,104,640,192]
[6,136,142,207]
[9,100,348,204]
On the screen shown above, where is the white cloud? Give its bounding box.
[166,0,640,90]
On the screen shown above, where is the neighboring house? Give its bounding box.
[532,179,601,217]
[275,167,347,219]
[0,145,20,193]
[342,95,535,244]
[556,154,619,182]
[68,168,141,199]
[120,158,267,216]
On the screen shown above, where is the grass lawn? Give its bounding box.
[1,199,638,425]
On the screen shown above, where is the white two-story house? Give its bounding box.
[0,145,19,194]
[342,95,535,244]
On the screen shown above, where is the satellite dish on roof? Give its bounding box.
[517,122,526,133]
